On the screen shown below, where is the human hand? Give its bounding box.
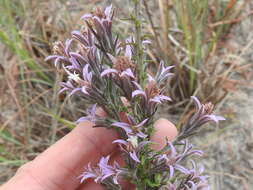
[1,110,177,190]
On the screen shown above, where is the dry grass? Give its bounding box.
[0,0,252,189]
[144,0,250,104]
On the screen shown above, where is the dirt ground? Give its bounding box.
[194,3,253,189]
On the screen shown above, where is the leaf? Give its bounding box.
[144,178,160,187]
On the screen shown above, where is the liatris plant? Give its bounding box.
[46,5,225,190]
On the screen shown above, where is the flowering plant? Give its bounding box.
[46,5,224,190]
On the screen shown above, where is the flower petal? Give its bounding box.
[111,122,132,134]
[81,13,93,20]
[120,68,135,78]
[132,90,147,99]
[135,118,149,128]
[113,139,128,146]
[101,68,118,77]
[129,151,140,163]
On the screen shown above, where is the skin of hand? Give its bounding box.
[0,108,178,190]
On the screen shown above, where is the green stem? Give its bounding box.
[133,0,145,86]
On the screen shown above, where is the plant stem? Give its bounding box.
[133,0,145,86]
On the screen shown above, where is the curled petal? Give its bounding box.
[149,97,161,104]
[83,64,92,82]
[129,151,140,163]
[54,57,62,67]
[93,16,105,36]
[150,95,172,103]
[111,122,132,134]
[199,115,225,126]
[44,55,59,62]
[107,53,117,64]
[104,4,113,18]
[98,156,110,168]
[191,96,202,111]
[147,74,155,82]
[81,13,93,20]
[76,116,90,123]
[120,68,135,79]
[135,118,149,128]
[65,39,73,56]
[125,44,132,59]
[80,172,97,183]
[169,165,174,178]
[81,86,89,95]
[161,65,174,75]
[101,68,118,77]
[101,172,114,181]
[132,90,147,99]
[174,164,190,174]
[58,87,68,94]
[71,30,89,46]
[113,139,128,146]
[136,131,148,138]
[69,88,81,96]
[168,142,177,157]
[142,40,151,45]
[70,52,89,65]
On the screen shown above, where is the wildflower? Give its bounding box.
[113,139,150,164]
[132,81,171,103]
[80,156,122,185]
[154,61,174,86]
[152,141,202,178]
[81,5,115,53]
[111,118,148,138]
[131,61,173,108]
[189,96,225,126]
[178,96,225,141]
[46,4,221,189]
[76,104,97,123]
[101,43,135,79]
[71,29,94,47]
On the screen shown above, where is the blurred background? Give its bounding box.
[0,0,253,189]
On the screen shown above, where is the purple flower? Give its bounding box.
[180,161,209,190]
[81,5,115,52]
[76,104,97,123]
[80,156,122,185]
[81,5,113,21]
[59,64,93,96]
[113,139,150,163]
[111,118,148,138]
[101,47,135,79]
[190,96,225,126]
[59,81,76,95]
[132,81,171,104]
[178,96,225,141]
[71,29,94,47]
[155,61,174,85]
[153,141,203,179]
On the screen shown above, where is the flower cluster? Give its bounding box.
[178,96,225,141]
[80,156,124,189]
[47,5,224,190]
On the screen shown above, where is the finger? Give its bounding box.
[3,119,118,190]
[151,118,178,150]
[76,180,104,190]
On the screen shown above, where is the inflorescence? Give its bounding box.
[46,5,224,190]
